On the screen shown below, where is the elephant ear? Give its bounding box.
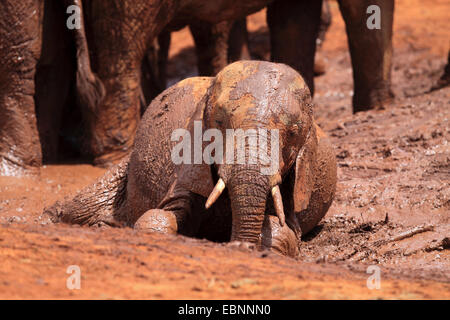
[292,123,319,213]
[159,94,216,207]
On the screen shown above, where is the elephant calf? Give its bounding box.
[45,61,337,257]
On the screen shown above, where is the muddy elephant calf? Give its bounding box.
[45,61,337,257]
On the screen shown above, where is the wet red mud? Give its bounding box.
[0,0,449,299]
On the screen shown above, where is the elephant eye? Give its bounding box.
[290,123,300,133]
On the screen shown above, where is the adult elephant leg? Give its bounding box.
[156,30,171,91]
[228,18,251,62]
[89,63,141,167]
[85,1,175,166]
[338,0,394,113]
[267,0,323,95]
[317,0,332,48]
[36,0,74,163]
[0,0,43,176]
[314,0,332,76]
[189,20,233,76]
[432,50,450,90]
[141,29,171,112]
[87,36,143,166]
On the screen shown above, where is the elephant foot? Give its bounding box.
[431,70,450,91]
[134,209,178,235]
[433,78,450,91]
[353,89,395,113]
[314,52,327,76]
[262,215,299,258]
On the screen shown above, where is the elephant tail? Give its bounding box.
[43,156,129,227]
[67,0,105,114]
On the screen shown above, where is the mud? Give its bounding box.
[0,0,449,299]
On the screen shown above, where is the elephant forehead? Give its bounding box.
[288,76,308,92]
[209,61,310,126]
[211,61,258,99]
[175,76,214,100]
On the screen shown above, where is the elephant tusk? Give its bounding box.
[271,185,285,226]
[205,178,226,209]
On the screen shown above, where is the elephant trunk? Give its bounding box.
[227,165,269,245]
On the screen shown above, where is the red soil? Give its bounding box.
[0,0,448,299]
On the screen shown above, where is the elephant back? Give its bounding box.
[126,77,213,223]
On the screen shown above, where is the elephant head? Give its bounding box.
[171,61,316,246]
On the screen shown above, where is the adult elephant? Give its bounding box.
[45,61,337,257]
[82,0,394,164]
[0,0,393,176]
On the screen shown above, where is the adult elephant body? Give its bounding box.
[46,61,337,257]
[0,0,393,176]
[79,0,277,166]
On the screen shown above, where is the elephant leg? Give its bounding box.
[189,20,233,76]
[133,186,203,237]
[87,52,142,166]
[0,0,43,176]
[134,209,178,234]
[85,0,176,166]
[442,51,450,85]
[314,0,332,76]
[228,18,251,62]
[267,0,323,95]
[43,156,130,227]
[262,215,299,257]
[141,29,171,113]
[36,0,74,163]
[156,30,171,93]
[432,50,450,90]
[338,0,394,113]
[317,0,332,48]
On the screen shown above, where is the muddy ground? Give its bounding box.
[0,0,449,299]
